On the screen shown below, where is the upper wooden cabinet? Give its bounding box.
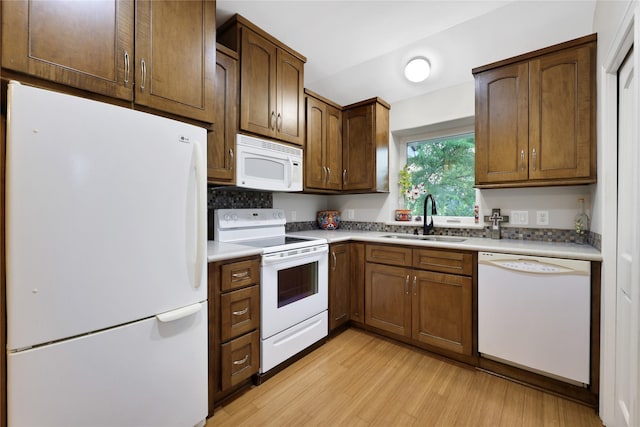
[473,34,596,188]
[208,44,238,184]
[342,97,390,193]
[1,0,216,123]
[218,15,306,146]
[305,90,343,192]
[134,0,216,123]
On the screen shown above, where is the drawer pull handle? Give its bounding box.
[233,354,249,366]
[232,271,249,279]
[232,308,249,316]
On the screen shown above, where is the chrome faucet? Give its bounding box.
[423,194,437,235]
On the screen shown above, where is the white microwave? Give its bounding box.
[235,134,303,192]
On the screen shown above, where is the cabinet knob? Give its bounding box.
[140,59,147,92]
[271,111,276,130]
[520,149,525,172]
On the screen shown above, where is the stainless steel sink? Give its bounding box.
[382,234,467,243]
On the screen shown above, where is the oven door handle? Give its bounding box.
[262,245,329,265]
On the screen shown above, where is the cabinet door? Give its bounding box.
[343,104,374,191]
[329,243,350,331]
[325,105,343,190]
[529,44,595,181]
[240,28,277,138]
[365,263,411,338]
[412,270,472,355]
[2,0,134,100]
[208,48,238,183]
[135,0,216,123]
[276,49,305,145]
[305,97,327,189]
[475,62,529,184]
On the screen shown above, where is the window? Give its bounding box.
[405,132,475,217]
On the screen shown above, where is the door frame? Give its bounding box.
[600,2,639,424]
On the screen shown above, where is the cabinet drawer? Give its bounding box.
[221,258,260,292]
[221,285,260,342]
[413,249,473,276]
[220,330,260,390]
[366,244,412,267]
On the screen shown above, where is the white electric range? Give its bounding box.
[213,208,329,374]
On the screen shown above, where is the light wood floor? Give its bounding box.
[207,328,603,426]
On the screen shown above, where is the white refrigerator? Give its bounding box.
[5,82,208,427]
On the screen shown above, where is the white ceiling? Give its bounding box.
[216,1,597,106]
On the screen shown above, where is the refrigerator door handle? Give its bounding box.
[156,302,202,323]
[193,142,206,289]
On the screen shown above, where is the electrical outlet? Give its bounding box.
[536,210,549,225]
[346,209,355,220]
[291,211,297,221]
[511,210,528,225]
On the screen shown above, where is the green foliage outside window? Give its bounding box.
[406,133,475,217]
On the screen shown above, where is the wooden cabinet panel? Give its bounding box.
[412,270,472,355]
[220,330,260,390]
[413,248,473,276]
[221,258,260,292]
[529,44,595,180]
[208,45,238,183]
[326,106,344,189]
[2,0,134,100]
[305,96,328,189]
[474,34,596,188]
[220,285,260,342]
[304,92,343,192]
[343,103,373,191]
[342,98,390,192]
[475,62,529,184]
[366,244,412,267]
[365,263,411,337]
[350,243,366,326]
[134,0,215,122]
[276,49,304,145]
[239,28,277,137]
[329,243,351,331]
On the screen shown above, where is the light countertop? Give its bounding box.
[208,229,602,262]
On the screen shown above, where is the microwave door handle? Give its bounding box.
[287,156,293,188]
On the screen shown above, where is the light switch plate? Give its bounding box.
[511,210,528,225]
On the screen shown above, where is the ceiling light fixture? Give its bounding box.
[404,57,431,83]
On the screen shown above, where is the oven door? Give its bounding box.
[261,244,328,339]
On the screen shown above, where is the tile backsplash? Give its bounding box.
[207,187,272,238]
[206,188,600,249]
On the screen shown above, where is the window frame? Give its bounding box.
[394,116,481,228]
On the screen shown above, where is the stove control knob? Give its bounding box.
[231,214,238,221]
[223,214,231,221]
[276,211,284,219]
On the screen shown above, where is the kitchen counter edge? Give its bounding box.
[286,230,603,261]
[207,241,263,262]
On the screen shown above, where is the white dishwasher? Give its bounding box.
[478,252,591,385]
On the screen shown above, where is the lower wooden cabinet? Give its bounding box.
[329,243,350,331]
[364,244,473,356]
[208,256,260,414]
